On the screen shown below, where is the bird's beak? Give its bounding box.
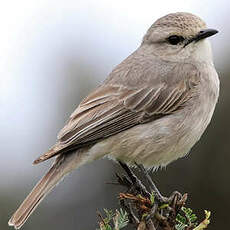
[194,28,218,42]
[184,28,218,47]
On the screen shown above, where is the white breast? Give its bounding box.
[192,39,214,64]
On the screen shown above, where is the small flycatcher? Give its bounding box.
[9,12,219,229]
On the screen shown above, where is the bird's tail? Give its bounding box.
[8,151,87,229]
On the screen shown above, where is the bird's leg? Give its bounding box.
[136,163,183,206]
[118,161,150,197]
[118,161,159,230]
[135,163,168,204]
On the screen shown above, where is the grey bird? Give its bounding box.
[8,12,219,229]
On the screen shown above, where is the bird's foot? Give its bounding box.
[114,161,188,229]
[135,163,166,203]
[118,161,183,205]
[118,161,150,198]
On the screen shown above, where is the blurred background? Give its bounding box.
[0,0,229,229]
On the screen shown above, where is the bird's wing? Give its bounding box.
[34,62,199,164]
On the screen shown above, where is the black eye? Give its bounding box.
[167,35,184,45]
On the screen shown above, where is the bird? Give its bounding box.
[8,12,219,229]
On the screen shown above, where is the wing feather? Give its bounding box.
[33,62,200,164]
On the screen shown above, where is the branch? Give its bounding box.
[96,163,211,230]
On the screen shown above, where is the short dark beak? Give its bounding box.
[194,28,218,42]
[184,28,218,47]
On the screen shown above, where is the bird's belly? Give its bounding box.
[107,116,201,168]
[87,100,214,169]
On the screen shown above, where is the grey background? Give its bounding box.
[0,1,229,229]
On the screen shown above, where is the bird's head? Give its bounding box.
[142,12,218,63]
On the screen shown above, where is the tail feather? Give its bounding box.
[8,159,62,229]
[33,146,60,165]
[8,151,86,229]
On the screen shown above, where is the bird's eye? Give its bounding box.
[167,35,184,45]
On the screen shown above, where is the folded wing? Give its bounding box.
[34,62,199,164]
